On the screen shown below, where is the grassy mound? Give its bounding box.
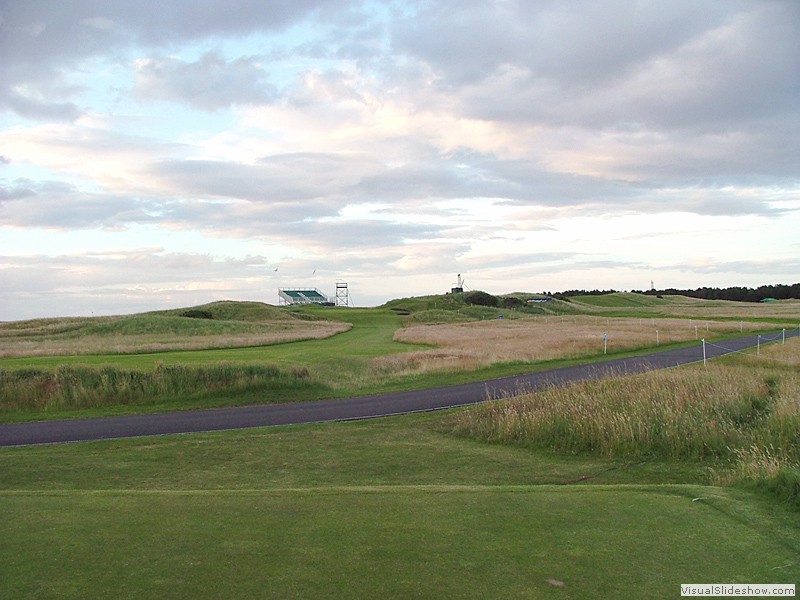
[0,301,349,358]
[383,291,559,319]
[153,300,301,322]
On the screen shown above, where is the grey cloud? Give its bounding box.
[283,219,440,248]
[392,0,726,87]
[134,52,278,110]
[152,145,782,230]
[0,179,161,229]
[353,150,643,208]
[0,0,336,117]
[0,179,37,201]
[669,257,800,277]
[154,154,358,205]
[157,147,640,212]
[461,251,585,272]
[0,0,335,62]
[0,90,83,121]
[155,197,443,251]
[0,249,272,289]
[393,1,799,131]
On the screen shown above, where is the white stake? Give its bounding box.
[702,339,706,366]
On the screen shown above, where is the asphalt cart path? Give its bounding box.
[1,330,796,447]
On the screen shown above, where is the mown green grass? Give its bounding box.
[6,486,798,599]
[2,415,798,599]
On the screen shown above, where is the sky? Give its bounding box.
[1,0,799,320]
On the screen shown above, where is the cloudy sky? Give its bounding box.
[1,0,799,320]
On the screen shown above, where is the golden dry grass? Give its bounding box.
[379,315,770,375]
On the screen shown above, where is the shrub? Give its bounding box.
[181,309,215,319]
[501,297,524,309]
[464,291,498,307]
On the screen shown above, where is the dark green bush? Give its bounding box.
[501,297,524,309]
[181,309,215,319]
[464,291,498,307]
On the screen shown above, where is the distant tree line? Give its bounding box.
[551,284,800,303]
[640,283,800,302]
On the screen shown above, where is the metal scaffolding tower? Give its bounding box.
[335,281,351,307]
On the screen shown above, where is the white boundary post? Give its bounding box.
[702,339,706,366]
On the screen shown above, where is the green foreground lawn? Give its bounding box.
[2,414,798,599]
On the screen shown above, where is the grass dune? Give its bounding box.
[0,301,350,358]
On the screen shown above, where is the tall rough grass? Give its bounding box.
[449,339,800,507]
[0,363,316,412]
[451,366,772,459]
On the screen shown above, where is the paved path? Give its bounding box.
[1,330,796,447]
